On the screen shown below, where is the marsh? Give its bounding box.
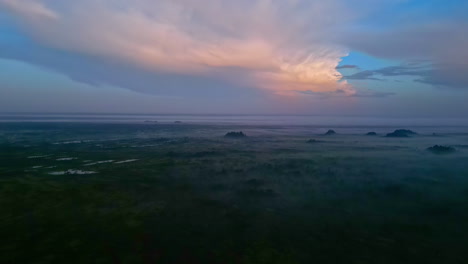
[2,0,468,262]
[1,119,468,264]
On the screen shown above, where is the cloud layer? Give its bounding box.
[345,20,468,89]
[1,0,355,95]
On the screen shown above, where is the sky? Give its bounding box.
[0,0,467,117]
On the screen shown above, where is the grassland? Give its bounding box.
[1,122,468,263]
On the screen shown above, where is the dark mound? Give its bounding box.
[307,139,322,143]
[386,129,417,138]
[224,131,247,138]
[427,145,456,154]
[366,132,378,136]
[324,130,336,135]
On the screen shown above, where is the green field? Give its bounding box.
[1,123,468,263]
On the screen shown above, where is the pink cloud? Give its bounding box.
[1,0,355,95]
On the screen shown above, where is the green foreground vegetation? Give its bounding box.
[1,123,468,263]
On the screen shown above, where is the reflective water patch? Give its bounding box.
[48,169,97,175]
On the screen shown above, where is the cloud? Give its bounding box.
[344,20,468,89]
[0,40,265,100]
[352,90,395,98]
[336,64,359,70]
[373,65,430,77]
[0,0,356,95]
[0,0,57,20]
[345,64,432,81]
[296,88,394,98]
[345,70,383,81]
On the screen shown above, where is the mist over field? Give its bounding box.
[1,115,468,263]
[1,0,468,263]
